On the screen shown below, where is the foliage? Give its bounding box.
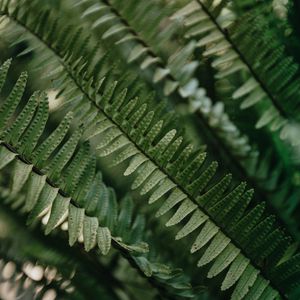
[0,0,299,299]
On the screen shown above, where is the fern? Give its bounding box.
[69,0,300,251]
[172,0,300,149]
[0,60,198,299]
[74,0,292,199]
[1,3,299,297]
[0,205,141,300]
[76,0,255,162]
[0,16,295,300]
[70,0,300,243]
[0,0,300,299]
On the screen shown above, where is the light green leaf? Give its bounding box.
[0,146,16,170]
[128,44,148,63]
[25,172,46,212]
[191,221,218,253]
[27,184,58,225]
[131,161,157,190]
[92,14,117,29]
[221,254,250,290]
[97,227,111,255]
[208,244,240,278]
[231,264,259,300]
[140,169,166,195]
[115,241,149,254]
[240,89,265,109]
[83,215,99,251]
[11,160,32,196]
[198,232,231,267]
[156,189,186,217]
[153,67,170,83]
[97,135,130,157]
[102,24,127,39]
[176,209,208,240]
[163,79,179,95]
[148,178,176,204]
[141,56,161,70]
[166,199,197,227]
[243,276,269,300]
[232,78,258,99]
[45,194,70,235]
[256,107,279,129]
[68,204,85,246]
[111,145,139,166]
[82,3,107,18]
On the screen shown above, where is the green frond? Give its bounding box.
[1,16,292,295]
[172,0,300,146]
[0,61,198,299]
[0,1,299,299]
[75,0,255,167]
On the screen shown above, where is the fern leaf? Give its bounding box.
[97,226,111,255]
[18,92,49,157]
[0,59,12,92]
[68,204,84,246]
[0,146,16,170]
[32,112,73,168]
[0,72,27,134]
[2,91,39,145]
[197,232,231,267]
[0,6,297,297]
[11,159,32,196]
[83,215,99,251]
[45,194,71,235]
[27,183,59,225]
[191,220,219,253]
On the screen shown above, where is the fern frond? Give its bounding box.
[0,205,139,300]
[75,0,294,207]
[1,28,293,300]
[0,3,298,298]
[62,45,300,299]
[0,60,198,299]
[0,0,260,189]
[77,0,255,162]
[172,0,300,147]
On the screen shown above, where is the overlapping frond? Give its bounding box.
[74,0,297,217]
[0,22,294,300]
[0,60,198,299]
[172,0,300,148]
[75,0,256,164]
[0,1,299,299]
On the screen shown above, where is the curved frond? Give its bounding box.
[0,60,198,299]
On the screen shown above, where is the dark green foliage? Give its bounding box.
[0,0,299,299]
